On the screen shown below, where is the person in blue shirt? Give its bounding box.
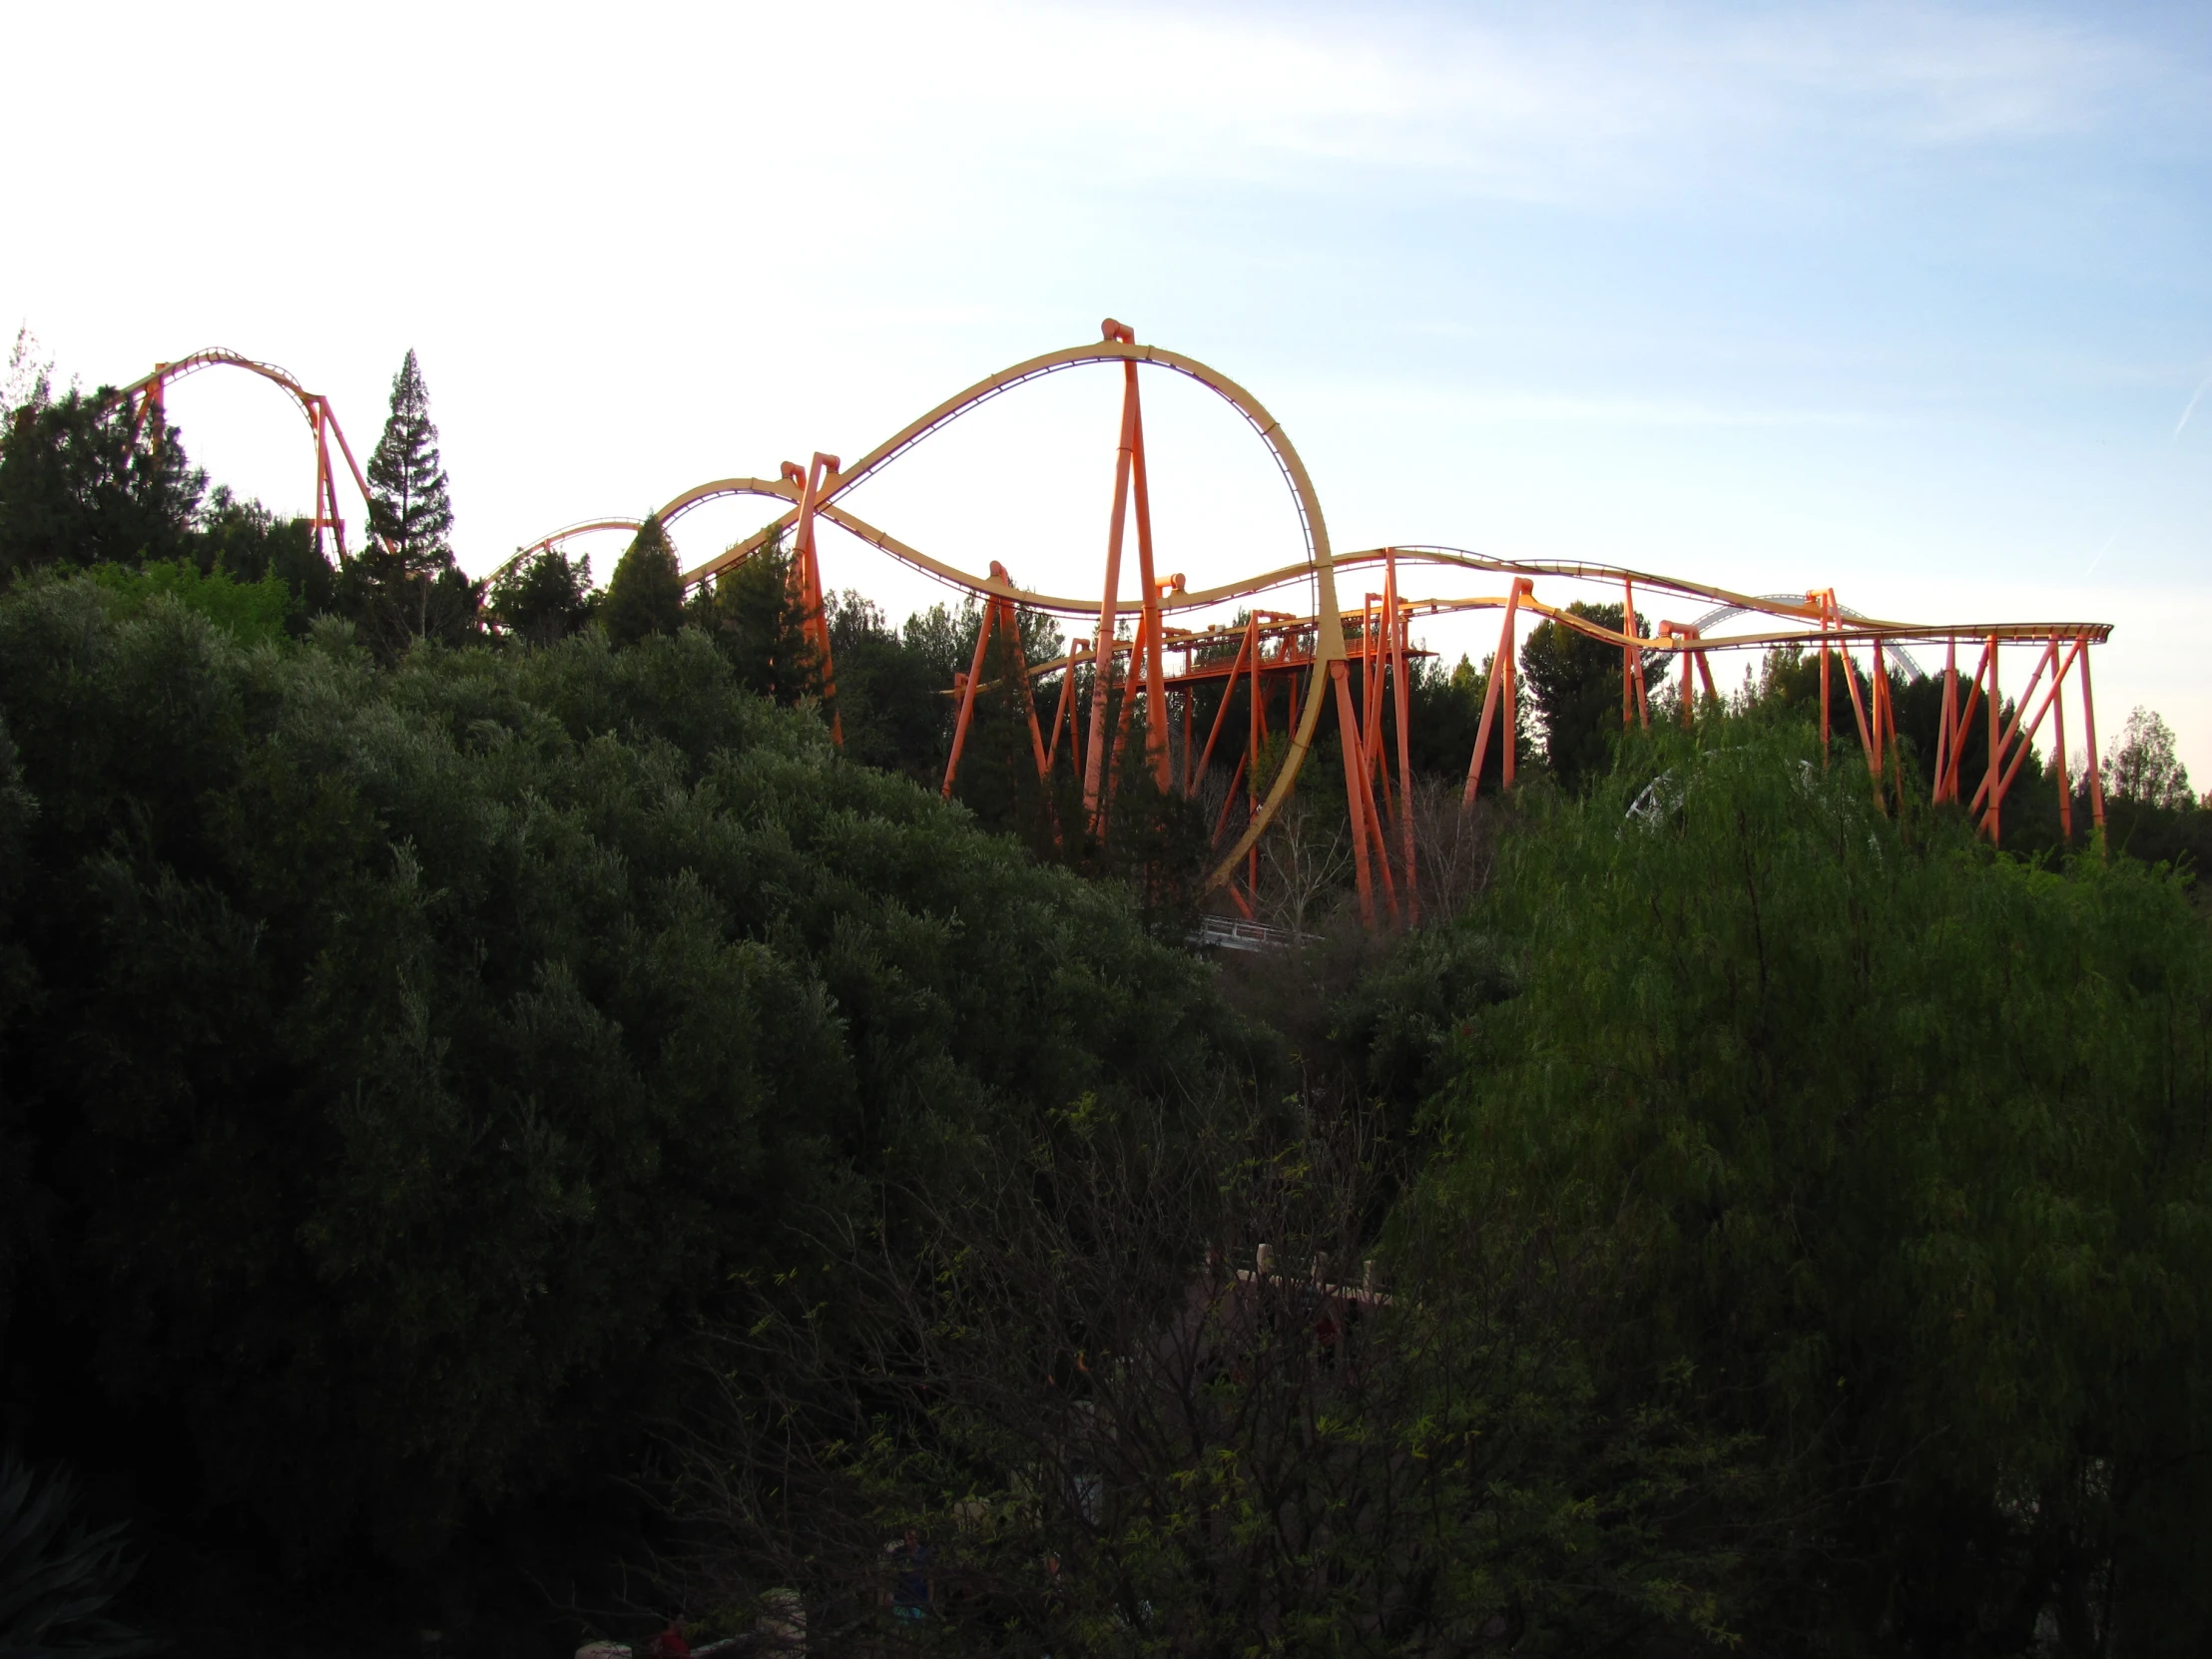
[888,1526,934,1622]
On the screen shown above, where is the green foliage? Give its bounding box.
[1090,729,1212,937]
[356,348,471,648]
[1746,640,1866,745]
[601,514,685,647]
[0,576,1233,1570]
[421,557,484,646]
[691,533,819,703]
[0,385,204,583]
[900,596,987,691]
[942,621,1051,837]
[2100,791,2212,882]
[1420,721,2212,1651]
[824,589,954,781]
[2106,706,2194,810]
[87,557,293,646]
[1517,599,1652,790]
[1330,921,1515,1133]
[193,484,336,616]
[0,1454,153,1659]
[673,1099,1760,1655]
[1406,651,1530,787]
[489,547,596,647]
[364,348,453,577]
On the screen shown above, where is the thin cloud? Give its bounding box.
[2175,370,2212,440]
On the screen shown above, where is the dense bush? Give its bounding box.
[668,1095,1760,1656]
[0,577,1240,1569]
[1416,725,2212,1653]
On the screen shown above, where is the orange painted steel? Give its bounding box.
[470,322,2118,899]
[784,453,844,747]
[621,323,1351,893]
[941,559,1050,798]
[114,350,383,563]
[1462,579,1528,811]
[125,329,2122,917]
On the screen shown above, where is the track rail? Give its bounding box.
[123,329,2113,917]
[112,349,382,562]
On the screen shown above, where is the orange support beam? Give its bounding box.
[1332,660,1392,928]
[788,452,843,747]
[941,563,1048,799]
[1045,637,1089,775]
[1970,635,2066,818]
[1127,380,1172,793]
[1621,576,1649,730]
[1082,320,1140,824]
[1935,637,1956,803]
[1462,580,1527,810]
[2080,639,2106,839]
[2050,632,2072,841]
[1982,635,2002,842]
[1193,619,1256,788]
[1386,553,1417,920]
[1943,639,1991,806]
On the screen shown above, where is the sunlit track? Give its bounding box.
[119,327,2116,926]
[515,322,2112,920]
[114,350,384,563]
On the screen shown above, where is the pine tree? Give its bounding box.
[364,349,455,639]
[601,514,685,646]
[490,548,596,648]
[705,531,819,703]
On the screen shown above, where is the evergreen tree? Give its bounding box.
[490,547,596,648]
[822,589,950,780]
[0,385,204,582]
[422,561,485,646]
[364,349,455,639]
[703,531,818,703]
[1519,599,1647,791]
[601,513,685,646]
[0,576,1224,1583]
[1424,723,2212,1646]
[194,485,334,619]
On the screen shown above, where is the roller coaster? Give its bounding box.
[122,325,2113,926]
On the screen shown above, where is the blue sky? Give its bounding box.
[7,0,2208,776]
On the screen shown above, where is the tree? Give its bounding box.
[695,532,819,702]
[0,576,1234,1592]
[1406,651,1533,788]
[195,484,335,620]
[490,547,596,647]
[602,514,686,646]
[424,561,485,646]
[1,326,54,422]
[1518,600,1645,790]
[822,589,947,780]
[0,383,203,583]
[2106,706,2193,810]
[665,1096,1757,1654]
[1422,722,2212,1651]
[364,348,456,639]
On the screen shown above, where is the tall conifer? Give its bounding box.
[707,532,819,704]
[602,514,685,646]
[365,349,455,638]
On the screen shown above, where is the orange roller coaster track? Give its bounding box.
[514,320,2112,923]
[114,350,384,564]
[122,326,2113,929]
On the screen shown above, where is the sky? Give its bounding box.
[5,0,2208,778]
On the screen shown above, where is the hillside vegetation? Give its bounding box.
[3,342,2210,1655]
